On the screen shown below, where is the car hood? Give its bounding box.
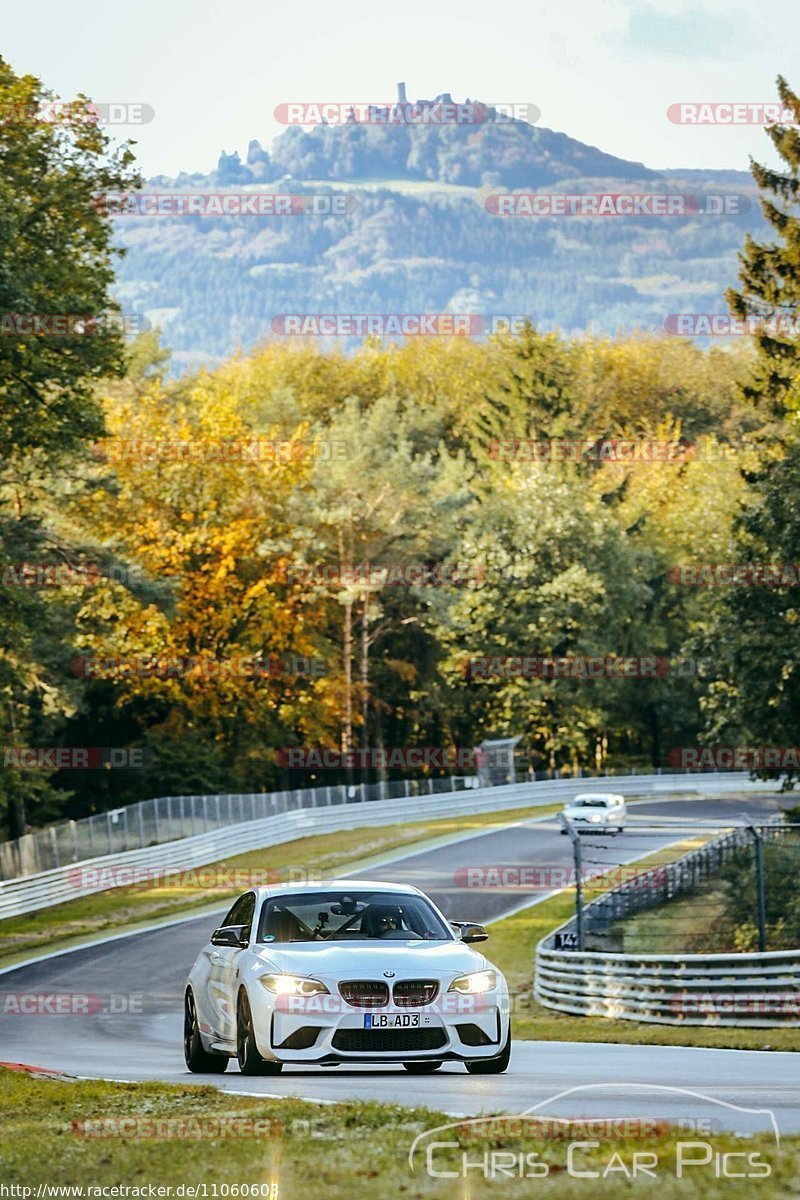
[249,939,491,980]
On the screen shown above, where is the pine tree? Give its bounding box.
[726,76,800,416]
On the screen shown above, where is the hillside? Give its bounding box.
[114,88,762,372]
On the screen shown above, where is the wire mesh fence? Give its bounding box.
[0,775,483,881]
[551,817,800,955]
[0,762,751,882]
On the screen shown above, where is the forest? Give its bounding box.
[3,59,800,839]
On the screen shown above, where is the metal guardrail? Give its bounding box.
[0,772,773,921]
[0,779,545,920]
[0,764,772,882]
[535,820,799,1027]
[0,775,478,881]
[535,945,800,1026]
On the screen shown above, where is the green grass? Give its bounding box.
[486,840,800,1052]
[0,803,562,969]
[619,883,730,955]
[0,1066,795,1197]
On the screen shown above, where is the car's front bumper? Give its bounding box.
[565,815,616,829]
[249,988,509,1063]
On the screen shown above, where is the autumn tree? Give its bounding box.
[0,57,138,836]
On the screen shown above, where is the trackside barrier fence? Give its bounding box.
[535,818,799,1027]
[0,772,774,920]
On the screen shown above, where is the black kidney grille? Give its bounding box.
[392,979,439,1007]
[338,980,390,1008]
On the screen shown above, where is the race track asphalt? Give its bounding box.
[1,792,797,1134]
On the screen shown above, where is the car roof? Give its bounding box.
[247,880,426,901]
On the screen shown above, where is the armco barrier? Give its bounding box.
[0,772,773,920]
[0,775,477,879]
[535,820,800,1027]
[535,945,800,1027]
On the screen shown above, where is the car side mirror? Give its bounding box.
[211,924,248,947]
[452,921,489,943]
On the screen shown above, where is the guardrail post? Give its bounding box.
[559,814,583,951]
[746,823,768,953]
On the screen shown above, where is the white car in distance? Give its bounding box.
[184,881,511,1076]
[561,792,627,834]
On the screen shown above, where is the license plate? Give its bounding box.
[363,1013,421,1029]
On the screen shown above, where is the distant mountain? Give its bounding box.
[115,87,763,373]
[157,95,660,191]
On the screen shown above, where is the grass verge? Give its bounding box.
[0,1065,795,1197]
[0,803,562,969]
[486,838,800,1052]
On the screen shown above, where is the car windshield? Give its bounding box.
[572,798,611,808]
[256,890,453,943]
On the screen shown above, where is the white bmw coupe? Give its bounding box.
[184,881,511,1075]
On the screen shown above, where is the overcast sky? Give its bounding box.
[2,0,797,178]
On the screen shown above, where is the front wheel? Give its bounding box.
[403,1061,443,1073]
[465,1029,511,1075]
[237,989,282,1075]
[184,989,228,1073]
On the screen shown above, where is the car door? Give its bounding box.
[206,891,256,1044]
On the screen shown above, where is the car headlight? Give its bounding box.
[259,974,330,996]
[448,970,497,994]
[589,814,603,823]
